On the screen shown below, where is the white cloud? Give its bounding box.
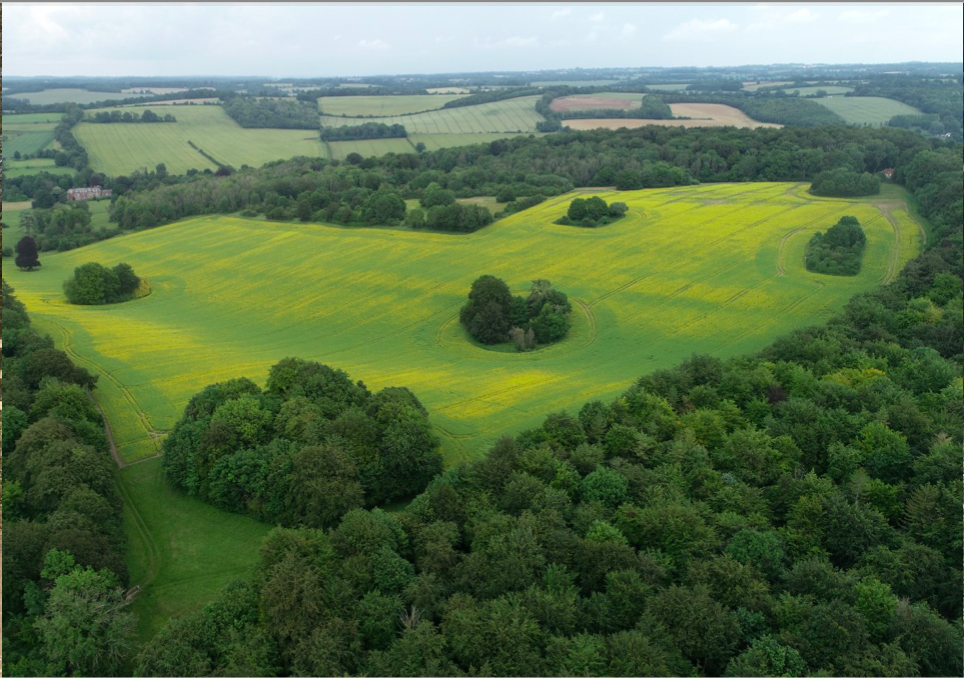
[590,12,606,23]
[839,8,890,23]
[358,38,389,50]
[746,6,818,32]
[550,8,571,21]
[622,23,637,37]
[663,18,738,41]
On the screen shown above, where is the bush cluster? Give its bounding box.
[63,262,141,305]
[805,216,867,276]
[460,276,572,349]
[556,196,628,227]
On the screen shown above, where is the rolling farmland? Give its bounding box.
[408,131,541,151]
[565,103,781,130]
[318,93,469,116]
[319,96,545,134]
[12,182,920,468]
[550,92,647,111]
[814,96,921,125]
[75,105,327,175]
[2,158,75,178]
[9,88,134,105]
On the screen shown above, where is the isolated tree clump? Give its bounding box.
[809,167,881,197]
[557,196,629,227]
[805,216,867,276]
[460,275,572,349]
[15,235,41,271]
[63,262,141,305]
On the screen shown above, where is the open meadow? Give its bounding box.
[11,182,921,468]
[814,95,921,125]
[75,105,327,175]
[319,95,544,134]
[565,103,781,130]
[9,88,134,105]
[318,93,469,116]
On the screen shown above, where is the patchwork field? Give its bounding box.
[814,96,921,125]
[2,114,59,155]
[11,183,920,468]
[2,158,75,178]
[644,83,690,91]
[319,96,545,134]
[565,103,781,130]
[9,88,134,105]
[318,94,469,116]
[550,92,647,112]
[75,105,327,175]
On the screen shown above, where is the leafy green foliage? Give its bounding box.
[162,357,442,520]
[460,276,572,348]
[810,167,881,197]
[805,215,867,275]
[557,196,628,227]
[222,95,319,129]
[63,261,140,304]
[321,122,408,141]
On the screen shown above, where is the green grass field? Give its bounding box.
[2,112,65,124]
[3,158,76,178]
[10,88,134,105]
[327,137,415,160]
[75,105,327,175]
[320,96,544,134]
[10,183,921,467]
[318,94,469,116]
[814,96,921,125]
[2,130,57,155]
[117,457,270,646]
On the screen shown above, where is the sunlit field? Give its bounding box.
[12,183,921,467]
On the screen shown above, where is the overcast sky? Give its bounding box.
[3,2,962,78]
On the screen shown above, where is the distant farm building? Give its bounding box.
[880,168,895,180]
[67,186,112,201]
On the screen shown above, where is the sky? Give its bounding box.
[2,2,962,78]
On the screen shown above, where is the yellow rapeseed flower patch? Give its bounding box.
[10,183,922,464]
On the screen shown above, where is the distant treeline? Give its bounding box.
[809,168,881,197]
[221,95,320,129]
[655,92,846,127]
[853,75,963,139]
[320,122,407,141]
[88,109,176,123]
[439,87,544,109]
[557,96,674,121]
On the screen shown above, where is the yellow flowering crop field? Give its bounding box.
[11,182,921,467]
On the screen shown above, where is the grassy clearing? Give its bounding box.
[75,105,327,175]
[11,183,920,466]
[11,88,134,105]
[3,158,76,179]
[565,104,780,130]
[2,112,65,124]
[318,94,469,116]
[3,130,57,155]
[814,96,921,125]
[327,137,415,160]
[117,458,270,646]
[320,96,544,134]
[550,92,646,112]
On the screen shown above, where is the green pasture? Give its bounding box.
[318,94,469,116]
[2,199,112,245]
[1,112,65,124]
[75,105,327,175]
[3,158,75,178]
[320,96,544,134]
[814,96,921,125]
[10,88,134,105]
[11,182,921,468]
[3,130,56,155]
[116,457,271,646]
